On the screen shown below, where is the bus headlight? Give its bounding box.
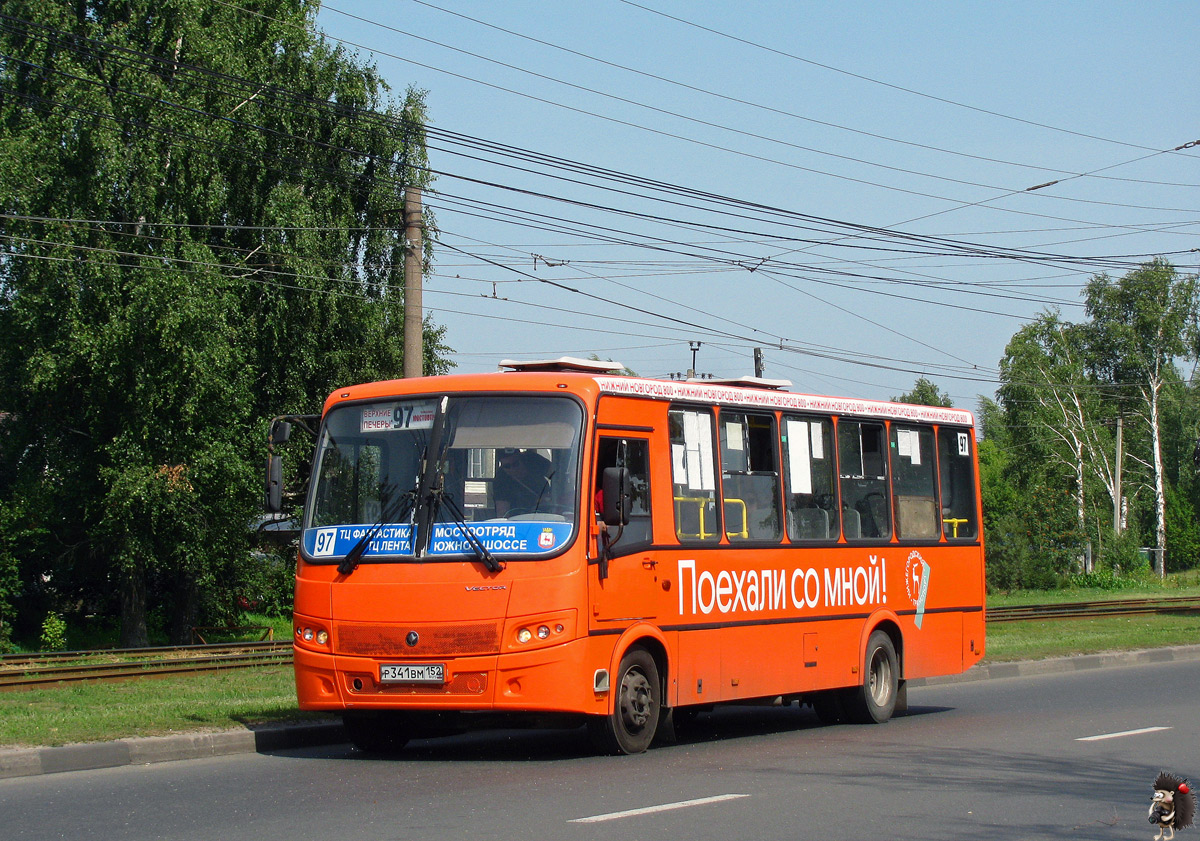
[508,612,575,650]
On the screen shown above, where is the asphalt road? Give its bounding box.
[3,658,1196,841]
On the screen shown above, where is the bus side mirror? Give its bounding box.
[266,455,284,513]
[601,467,631,527]
[270,419,293,445]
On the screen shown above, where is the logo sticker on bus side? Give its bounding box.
[906,550,931,628]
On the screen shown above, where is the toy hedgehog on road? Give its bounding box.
[1150,771,1196,841]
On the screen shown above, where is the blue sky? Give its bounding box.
[314,1,1200,408]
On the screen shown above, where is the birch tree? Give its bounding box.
[1084,260,1198,575]
[998,312,1118,564]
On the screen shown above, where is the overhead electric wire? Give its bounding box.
[3,14,1188,274]
[615,0,1187,156]
[320,1,1200,213]
[402,0,1200,190]
[4,10,1192,390]
[222,1,1200,224]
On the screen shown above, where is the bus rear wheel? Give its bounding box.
[588,648,661,755]
[845,630,899,724]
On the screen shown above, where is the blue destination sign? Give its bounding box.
[304,521,572,559]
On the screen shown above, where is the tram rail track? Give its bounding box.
[986,595,1200,622]
[2,596,1198,689]
[0,641,293,690]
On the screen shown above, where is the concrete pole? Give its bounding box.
[1113,414,1123,535]
[403,186,424,379]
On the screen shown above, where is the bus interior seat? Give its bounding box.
[842,507,861,540]
[789,507,830,540]
[856,493,888,538]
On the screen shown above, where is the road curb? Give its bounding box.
[4,644,1200,779]
[0,720,344,780]
[909,642,1200,686]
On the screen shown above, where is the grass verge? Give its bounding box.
[984,612,1200,662]
[0,666,326,749]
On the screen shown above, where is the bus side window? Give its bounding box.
[719,412,781,541]
[838,421,891,540]
[938,429,978,539]
[890,425,939,539]
[782,416,837,541]
[669,408,720,542]
[595,438,652,549]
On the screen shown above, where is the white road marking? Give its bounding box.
[1076,726,1172,742]
[568,794,751,823]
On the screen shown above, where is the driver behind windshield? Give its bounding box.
[494,449,551,516]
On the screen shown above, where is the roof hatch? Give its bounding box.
[699,375,792,390]
[498,356,625,374]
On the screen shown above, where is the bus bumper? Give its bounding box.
[294,636,608,716]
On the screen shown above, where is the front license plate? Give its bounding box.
[380,663,445,684]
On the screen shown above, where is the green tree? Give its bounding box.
[0,1,450,645]
[997,312,1121,566]
[1085,260,1198,573]
[892,377,953,407]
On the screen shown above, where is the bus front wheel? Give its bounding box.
[588,648,661,754]
[845,630,898,724]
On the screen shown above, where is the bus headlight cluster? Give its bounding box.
[295,625,329,646]
[516,623,566,645]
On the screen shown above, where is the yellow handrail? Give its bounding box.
[942,517,969,538]
[674,495,716,539]
[723,498,748,539]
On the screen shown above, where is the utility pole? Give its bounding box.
[753,347,764,378]
[402,185,423,379]
[1113,414,1123,535]
[687,341,701,379]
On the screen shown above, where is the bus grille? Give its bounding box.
[335,621,502,656]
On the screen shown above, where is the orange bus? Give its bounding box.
[274,357,985,754]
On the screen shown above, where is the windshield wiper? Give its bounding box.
[411,396,450,560]
[430,486,502,573]
[409,396,502,573]
[338,482,416,575]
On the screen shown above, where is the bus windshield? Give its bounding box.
[301,394,583,562]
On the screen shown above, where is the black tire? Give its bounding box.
[342,710,412,755]
[845,630,899,724]
[588,648,661,754]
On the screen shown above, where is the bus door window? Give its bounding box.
[668,408,720,542]
[937,428,979,539]
[719,412,782,542]
[838,421,891,540]
[595,438,652,551]
[782,416,837,541]
[890,425,939,539]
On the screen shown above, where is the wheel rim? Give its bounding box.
[868,647,893,707]
[620,667,654,733]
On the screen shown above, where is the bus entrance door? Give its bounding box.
[590,435,659,621]
[590,547,659,621]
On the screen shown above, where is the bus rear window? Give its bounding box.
[938,428,978,540]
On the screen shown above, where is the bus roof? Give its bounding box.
[324,364,975,427]
[593,376,975,426]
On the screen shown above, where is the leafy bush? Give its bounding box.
[1063,568,1146,591]
[39,612,68,652]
